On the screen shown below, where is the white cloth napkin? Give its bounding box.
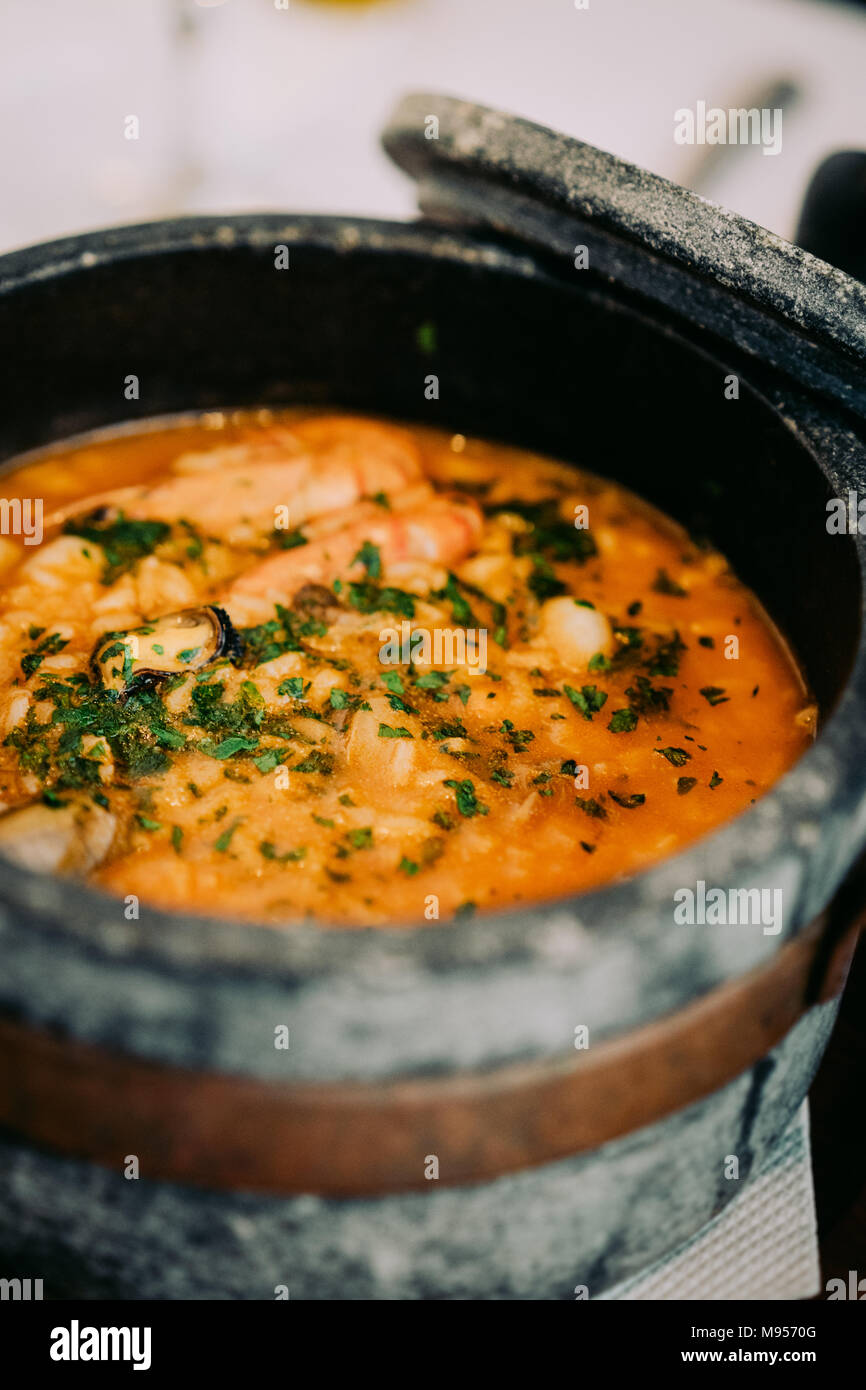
[601,1101,819,1300]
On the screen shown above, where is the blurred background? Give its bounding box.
[0,0,864,253]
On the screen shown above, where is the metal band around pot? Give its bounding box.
[0,914,858,1198]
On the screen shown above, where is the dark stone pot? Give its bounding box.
[0,96,865,1299]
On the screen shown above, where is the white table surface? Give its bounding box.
[1,0,865,255]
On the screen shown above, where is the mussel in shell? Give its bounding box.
[92,605,239,693]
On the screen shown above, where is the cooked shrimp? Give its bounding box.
[45,424,422,541]
[170,426,309,474]
[281,415,422,475]
[224,496,484,624]
[154,418,422,486]
[292,481,433,543]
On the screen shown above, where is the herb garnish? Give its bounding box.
[274,528,309,550]
[21,631,68,679]
[608,790,646,808]
[625,676,672,715]
[699,686,729,707]
[215,819,242,852]
[278,677,309,699]
[646,631,687,678]
[564,684,608,720]
[505,499,597,566]
[656,746,691,767]
[607,709,638,733]
[652,568,688,597]
[499,719,534,752]
[432,573,479,626]
[347,581,416,619]
[352,541,381,579]
[293,750,335,774]
[260,841,307,863]
[443,778,488,817]
[63,514,170,586]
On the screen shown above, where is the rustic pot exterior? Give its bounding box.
[0,1004,839,1300]
[0,199,864,1297]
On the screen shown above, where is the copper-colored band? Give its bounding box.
[0,916,857,1197]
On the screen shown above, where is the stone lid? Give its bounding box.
[383,92,866,420]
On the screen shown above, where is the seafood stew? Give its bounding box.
[0,412,814,926]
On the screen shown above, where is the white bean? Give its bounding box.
[539,597,614,668]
